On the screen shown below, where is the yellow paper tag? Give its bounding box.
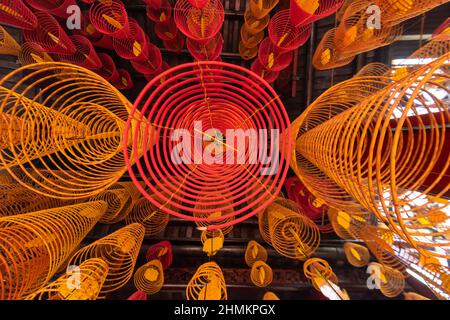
[337,211,351,230]
[350,247,362,261]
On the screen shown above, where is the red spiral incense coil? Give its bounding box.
[268,10,312,51]
[26,0,77,18]
[187,32,223,61]
[130,43,163,73]
[187,0,209,9]
[163,32,185,52]
[145,240,173,270]
[0,0,38,30]
[23,11,76,54]
[79,11,103,40]
[124,61,291,231]
[290,0,344,26]
[56,35,102,69]
[112,19,149,61]
[92,34,114,49]
[155,18,178,41]
[89,0,130,39]
[146,0,172,25]
[96,53,120,81]
[251,59,280,84]
[113,69,134,89]
[174,0,224,42]
[144,61,171,82]
[127,290,147,300]
[258,37,293,72]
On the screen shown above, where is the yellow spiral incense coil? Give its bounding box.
[18,42,54,66]
[312,28,356,70]
[303,258,337,290]
[343,242,371,267]
[263,291,280,300]
[250,261,273,288]
[245,240,268,267]
[355,62,391,77]
[249,0,279,19]
[186,262,227,300]
[89,184,132,224]
[0,25,20,56]
[133,259,164,295]
[0,201,106,299]
[327,208,377,240]
[368,262,405,298]
[0,62,148,199]
[201,229,224,256]
[25,258,109,300]
[259,197,320,260]
[68,223,145,297]
[125,197,170,237]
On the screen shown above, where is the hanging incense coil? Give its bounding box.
[239,40,258,60]
[56,35,102,69]
[245,240,268,267]
[146,0,172,25]
[240,25,264,48]
[201,229,224,256]
[295,54,450,258]
[187,0,209,9]
[312,28,355,70]
[422,263,450,300]
[79,11,103,40]
[343,242,371,267]
[89,184,133,224]
[0,0,38,30]
[26,0,77,18]
[155,18,178,41]
[258,37,294,72]
[112,19,149,61]
[0,201,105,299]
[290,0,344,26]
[145,241,173,270]
[130,43,163,74]
[124,61,291,231]
[0,25,20,56]
[244,11,270,34]
[25,258,109,300]
[96,52,120,81]
[187,32,223,61]
[368,262,405,298]
[355,62,391,77]
[303,258,338,290]
[268,9,312,51]
[113,68,134,89]
[92,34,114,50]
[263,291,280,300]
[251,59,280,84]
[327,208,376,240]
[250,261,273,287]
[125,197,170,236]
[127,290,147,300]
[249,0,279,19]
[162,31,186,52]
[174,0,224,42]
[68,223,145,296]
[18,42,54,66]
[0,62,144,199]
[134,259,164,295]
[90,0,130,39]
[144,61,172,82]
[186,262,227,300]
[23,11,76,55]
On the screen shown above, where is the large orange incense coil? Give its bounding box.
[23,11,76,54]
[187,32,223,61]
[18,42,54,66]
[355,62,391,77]
[244,10,269,34]
[0,25,20,56]
[250,261,273,287]
[133,259,164,295]
[26,0,77,18]
[239,40,258,60]
[68,223,145,296]
[259,197,320,260]
[25,258,109,300]
[245,240,268,267]
[0,201,106,299]
[112,19,149,61]
[249,0,279,19]
[186,262,227,300]
[295,55,450,258]
[375,0,449,26]
[407,34,450,74]
[174,0,224,42]
[268,9,312,51]
[0,0,38,30]
[89,0,130,39]
[240,25,264,48]
[368,262,405,298]
[422,263,450,300]
[0,62,146,199]
[125,197,170,237]
[312,28,355,70]
[89,185,132,224]
[258,37,293,72]
[55,35,102,69]
[343,242,371,267]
